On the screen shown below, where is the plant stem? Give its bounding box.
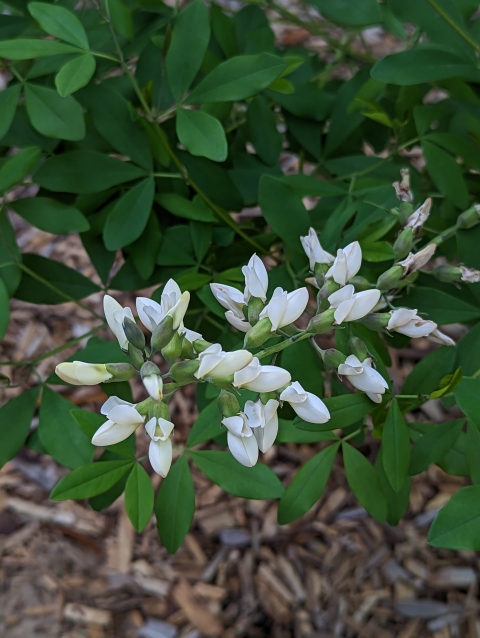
[342,427,362,442]
[153,172,183,178]
[257,331,313,360]
[426,0,480,53]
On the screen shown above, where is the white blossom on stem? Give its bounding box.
[338,356,388,403]
[233,357,291,392]
[325,241,362,286]
[428,329,455,346]
[92,397,144,446]
[244,398,279,453]
[145,417,174,477]
[194,343,253,379]
[259,287,309,332]
[242,254,268,302]
[210,282,252,332]
[104,295,135,351]
[56,362,112,385]
[300,227,334,271]
[398,244,436,276]
[280,382,330,423]
[405,198,431,234]
[328,285,381,323]
[137,279,190,331]
[387,308,437,339]
[222,413,258,467]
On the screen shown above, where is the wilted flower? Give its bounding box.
[233,357,291,392]
[300,227,334,271]
[244,398,279,453]
[328,285,381,323]
[92,397,144,446]
[325,241,362,286]
[387,308,437,339]
[56,361,112,385]
[104,295,135,351]
[405,198,431,234]
[194,343,253,379]
[460,266,480,283]
[392,168,413,203]
[398,244,436,276]
[145,416,174,477]
[242,254,268,302]
[259,287,309,332]
[137,279,190,331]
[222,412,258,467]
[428,329,455,346]
[338,356,388,403]
[280,381,330,423]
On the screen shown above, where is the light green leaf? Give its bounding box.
[103,178,155,250]
[428,485,480,550]
[343,442,387,521]
[0,386,41,468]
[430,367,463,399]
[24,83,85,141]
[0,146,41,193]
[0,39,81,60]
[51,460,134,500]
[28,2,89,49]
[382,399,410,492]
[402,345,456,396]
[11,197,90,234]
[104,0,134,40]
[278,443,339,524]
[55,53,96,96]
[176,109,227,162]
[0,84,21,140]
[125,463,154,532]
[155,455,195,554]
[295,393,374,432]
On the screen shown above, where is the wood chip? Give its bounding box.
[63,603,112,627]
[172,579,223,636]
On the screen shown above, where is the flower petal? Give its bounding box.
[92,419,138,446]
[227,432,258,467]
[149,438,172,477]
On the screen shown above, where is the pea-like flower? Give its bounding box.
[242,254,268,302]
[210,283,252,332]
[279,382,330,424]
[244,398,279,453]
[325,241,362,286]
[387,308,437,339]
[233,357,291,392]
[337,355,388,403]
[194,343,253,379]
[300,227,334,271]
[428,329,455,346]
[405,198,431,234]
[259,287,309,332]
[398,243,436,276]
[91,397,145,446]
[222,412,258,467]
[328,285,381,323]
[104,295,135,351]
[136,279,190,332]
[56,362,112,385]
[145,416,174,477]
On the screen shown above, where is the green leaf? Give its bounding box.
[371,48,479,85]
[466,422,480,484]
[0,278,9,340]
[382,399,410,492]
[0,84,21,140]
[155,455,195,554]
[430,367,463,399]
[129,213,162,280]
[402,345,456,396]
[0,146,41,193]
[376,447,411,526]
[70,407,136,459]
[186,53,287,104]
[55,53,96,97]
[360,240,393,262]
[401,287,480,324]
[24,83,85,141]
[295,393,374,432]
[0,39,81,60]
[455,321,480,376]
[308,0,381,25]
[35,151,147,194]
[166,1,210,103]
[189,450,284,499]
[28,2,89,49]
[186,401,221,448]
[343,442,387,522]
[104,0,133,40]
[428,485,480,550]
[276,419,338,444]
[408,420,465,475]
[51,460,134,500]
[190,221,212,262]
[247,95,282,166]
[103,178,154,250]
[0,211,22,297]
[156,192,216,222]
[454,377,480,428]
[176,109,227,162]
[278,443,339,524]
[15,253,100,304]
[11,197,90,234]
[39,387,94,469]
[125,463,154,532]
[280,339,324,396]
[0,386,41,468]
[422,140,469,208]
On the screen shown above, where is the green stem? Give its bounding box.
[342,427,362,442]
[257,331,312,360]
[395,394,421,399]
[426,0,480,53]
[92,51,120,63]
[153,172,183,178]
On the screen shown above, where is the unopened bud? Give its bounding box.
[128,342,145,369]
[358,312,390,331]
[192,339,213,354]
[148,400,170,421]
[308,308,336,334]
[151,315,175,353]
[431,265,462,283]
[244,317,272,348]
[217,390,240,418]
[393,228,414,261]
[260,391,277,403]
[181,336,195,359]
[322,348,347,368]
[211,374,234,389]
[123,317,145,350]
[318,279,340,310]
[161,331,182,365]
[105,362,137,382]
[247,296,264,326]
[398,202,414,226]
[314,262,328,288]
[376,265,404,292]
[348,336,368,361]
[349,276,372,292]
[457,205,480,229]
[140,361,163,401]
[170,359,200,383]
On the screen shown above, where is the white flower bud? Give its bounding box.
[222,413,258,467]
[225,310,252,333]
[328,285,381,324]
[137,279,190,332]
[244,398,279,453]
[233,357,291,392]
[104,295,135,350]
[279,381,330,424]
[338,355,388,403]
[194,343,253,379]
[259,287,309,332]
[92,396,144,446]
[387,308,437,339]
[325,242,362,286]
[242,254,268,302]
[56,361,112,386]
[300,227,334,271]
[145,416,174,477]
[210,283,245,318]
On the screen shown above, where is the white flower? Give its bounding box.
[210,283,245,317]
[405,198,431,234]
[279,381,330,424]
[300,227,334,271]
[104,295,135,350]
[387,308,437,339]
[55,361,112,385]
[242,254,268,302]
[328,285,381,323]
[259,287,309,332]
[225,311,252,333]
[233,357,291,392]
[182,327,203,343]
[244,398,279,453]
[222,413,258,467]
[460,266,480,284]
[194,343,253,379]
[325,242,362,286]
[145,417,174,477]
[92,397,144,446]
[428,329,455,346]
[142,375,163,402]
[398,244,436,276]
[137,279,190,331]
[338,355,388,403]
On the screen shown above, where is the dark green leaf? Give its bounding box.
[0,146,41,193]
[454,377,480,428]
[401,287,480,324]
[295,393,374,432]
[343,442,387,521]
[309,0,381,25]
[382,399,410,492]
[408,420,465,475]
[103,178,154,250]
[156,192,216,222]
[24,83,85,141]
[376,447,410,526]
[276,419,338,443]
[466,422,480,484]
[187,400,222,448]
[70,407,136,459]
[402,345,456,396]
[0,84,21,140]
[422,140,469,208]
[455,321,480,376]
[280,339,324,396]
[28,2,89,49]
[55,53,96,97]
[247,95,282,166]
[125,463,154,532]
[0,386,41,468]
[129,213,162,280]
[0,39,81,60]
[176,109,227,163]
[11,197,90,234]
[0,211,22,296]
[428,485,480,550]
[0,278,9,340]
[51,460,134,500]
[190,221,212,263]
